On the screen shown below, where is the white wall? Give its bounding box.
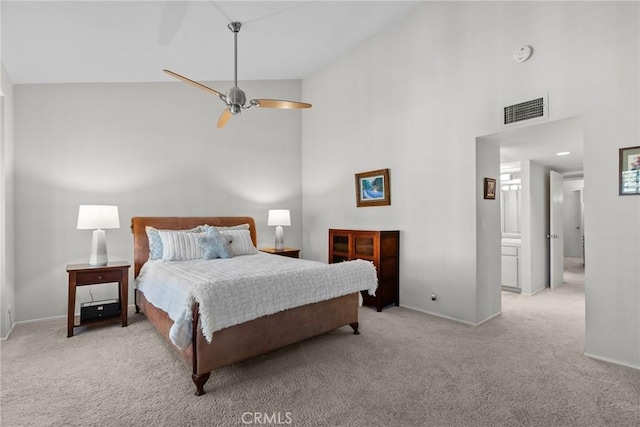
[1,63,15,338]
[476,141,501,323]
[13,79,305,322]
[302,1,639,367]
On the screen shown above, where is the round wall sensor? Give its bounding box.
[514,45,533,63]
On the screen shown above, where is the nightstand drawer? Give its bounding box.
[76,270,122,285]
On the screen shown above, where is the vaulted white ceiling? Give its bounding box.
[1,0,420,84]
[1,1,584,173]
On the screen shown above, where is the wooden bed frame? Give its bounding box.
[131,216,360,396]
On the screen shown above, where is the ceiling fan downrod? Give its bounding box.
[225,21,246,115]
[228,22,241,88]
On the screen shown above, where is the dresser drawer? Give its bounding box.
[76,270,122,285]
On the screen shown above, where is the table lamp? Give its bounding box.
[77,205,120,266]
[267,209,291,250]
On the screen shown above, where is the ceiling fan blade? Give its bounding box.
[217,109,232,128]
[252,99,312,109]
[163,69,224,97]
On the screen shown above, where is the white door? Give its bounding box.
[549,171,564,288]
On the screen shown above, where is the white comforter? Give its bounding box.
[136,253,378,350]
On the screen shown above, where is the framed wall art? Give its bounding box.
[484,177,496,200]
[355,168,390,207]
[619,146,640,195]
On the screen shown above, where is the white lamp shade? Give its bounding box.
[267,209,291,226]
[77,205,120,230]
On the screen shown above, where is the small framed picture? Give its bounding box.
[484,178,496,200]
[355,168,390,207]
[619,146,640,195]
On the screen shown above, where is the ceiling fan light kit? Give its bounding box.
[164,21,311,129]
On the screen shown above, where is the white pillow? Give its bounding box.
[203,223,250,232]
[146,225,203,260]
[220,229,258,256]
[158,230,206,261]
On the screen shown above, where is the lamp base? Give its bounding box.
[89,229,108,266]
[274,225,284,251]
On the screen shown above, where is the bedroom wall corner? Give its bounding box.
[1,63,16,339]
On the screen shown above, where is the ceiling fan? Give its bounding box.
[163,22,312,129]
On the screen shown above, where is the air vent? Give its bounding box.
[504,97,545,125]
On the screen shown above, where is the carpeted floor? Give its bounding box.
[1,259,639,426]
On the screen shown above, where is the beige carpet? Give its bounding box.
[2,260,639,426]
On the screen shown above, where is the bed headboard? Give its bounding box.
[130,216,257,278]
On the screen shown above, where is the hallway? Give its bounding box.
[563,256,585,289]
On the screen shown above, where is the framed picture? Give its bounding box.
[355,168,390,207]
[484,177,496,200]
[619,146,640,195]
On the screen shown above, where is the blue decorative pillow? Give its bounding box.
[197,227,234,260]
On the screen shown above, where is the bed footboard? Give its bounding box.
[137,289,360,396]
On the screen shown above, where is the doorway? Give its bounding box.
[478,116,585,296]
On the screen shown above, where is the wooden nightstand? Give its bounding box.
[66,261,130,337]
[260,247,301,259]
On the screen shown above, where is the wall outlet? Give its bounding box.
[431,291,437,301]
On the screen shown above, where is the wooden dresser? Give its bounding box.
[328,229,399,312]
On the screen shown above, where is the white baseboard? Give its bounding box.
[476,310,503,325]
[401,304,482,326]
[522,286,546,296]
[2,304,138,339]
[584,352,640,371]
[0,322,15,341]
[13,313,67,324]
